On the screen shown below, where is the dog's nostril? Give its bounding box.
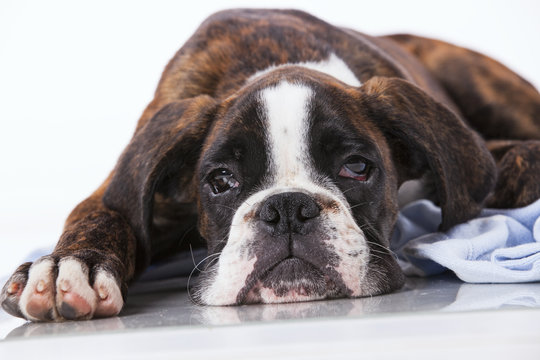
[260,205,280,224]
[259,192,320,233]
[299,203,320,221]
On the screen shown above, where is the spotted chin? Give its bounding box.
[239,257,343,304]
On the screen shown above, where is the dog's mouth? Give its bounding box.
[239,257,343,304]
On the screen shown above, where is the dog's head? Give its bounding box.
[104,68,496,305]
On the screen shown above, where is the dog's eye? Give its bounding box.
[208,169,239,194]
[339,160,370,181]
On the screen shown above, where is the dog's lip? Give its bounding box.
[263,256,314,277]
[236,255,345,304]
[255,255,316,281]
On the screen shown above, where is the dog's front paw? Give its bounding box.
[1,255,123,322]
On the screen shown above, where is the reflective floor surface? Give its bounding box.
[2,273,540,359]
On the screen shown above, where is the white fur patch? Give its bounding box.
[56,258,97,317]
[199,80,371,305]
[199,255,257,306]
[259,286,322,304]
[249,53,361,87]
[93,270,123,316]
[19,258,57,321]
[264,81,314,187]
[323,212,369,297]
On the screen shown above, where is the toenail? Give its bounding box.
[7,282,20,295]
[36,280,45,293]
[60,282,70,292]
[98,289,108,300]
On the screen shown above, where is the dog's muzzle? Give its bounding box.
[196,185,371,305]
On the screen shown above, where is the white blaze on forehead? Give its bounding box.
[261,81,314,186]
[198,78,372,305]
[249,53,361,87]
[299,53,361,87]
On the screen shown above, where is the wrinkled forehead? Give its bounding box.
[201,77,382,173]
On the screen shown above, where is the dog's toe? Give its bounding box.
[1,263,31,318]
[3,256,124,322]
[55,258,97,320]
[25,293,56,321]
[19,258,58,321]
[93,270,123,317]
[57,285,94,320]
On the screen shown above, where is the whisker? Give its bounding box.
[215,203,237,212]
[190,244,221,271]
[367,240,398,259]
[341,186,359,196]
[187,252,221,304]
[212,234,230,246]
[366,264,387,279]
[348,201,372,211]
[204,256,220,270]
[359,221,399,259]
[197,253,221,270]
[189,243,198,269]
[187,265,200,304]
[177,224,196,247]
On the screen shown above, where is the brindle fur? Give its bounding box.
[2,9,539,321]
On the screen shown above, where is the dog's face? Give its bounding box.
[195,69,402,305]
[105,67,495,306]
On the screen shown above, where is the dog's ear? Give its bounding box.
[103,95,217,267]
[358,77,496,231]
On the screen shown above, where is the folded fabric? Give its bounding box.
[391,198,540,283]
[6,200,540,286]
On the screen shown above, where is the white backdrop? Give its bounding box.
[1,0,539,277]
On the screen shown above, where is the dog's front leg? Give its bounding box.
[1,186,137,322]
[1,96,217,322]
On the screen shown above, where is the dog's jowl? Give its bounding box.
[2,9,539,321]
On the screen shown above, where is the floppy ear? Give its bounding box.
[359,77,496,231]
[103,95,217,268]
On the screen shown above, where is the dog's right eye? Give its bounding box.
[208,169,239,194]
[338,159,370,181]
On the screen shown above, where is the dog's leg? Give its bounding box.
[387,34,540,209]
[2,96,216,322]
[485,140,540,208]
[386,34,540,141]
[1,183,137,321]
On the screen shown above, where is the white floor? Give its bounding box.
[2,274,540,359]
[1,3,540,359]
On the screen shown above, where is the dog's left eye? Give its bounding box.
[339,160,370,181]
[208,169,240,194]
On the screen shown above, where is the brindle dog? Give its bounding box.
[2,9,539,322]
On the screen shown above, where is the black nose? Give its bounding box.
[259,192,321,235]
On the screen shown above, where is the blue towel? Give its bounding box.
[5,199,540,286]
[391,198,540,283]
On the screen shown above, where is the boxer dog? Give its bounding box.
[2,9,540,321]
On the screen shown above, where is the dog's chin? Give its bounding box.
[241,257,342,304]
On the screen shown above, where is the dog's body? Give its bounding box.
[2,9,540,321]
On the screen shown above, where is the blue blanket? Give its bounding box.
[6,200,540,285]
[391,198,540,283]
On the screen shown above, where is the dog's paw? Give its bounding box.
[1,256,123,322]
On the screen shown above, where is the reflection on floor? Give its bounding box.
[3,273,540,339]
